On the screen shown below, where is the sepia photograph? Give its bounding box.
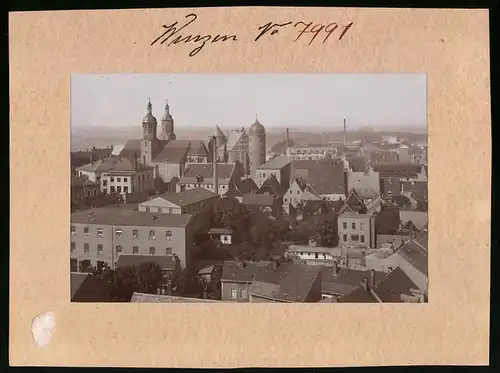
[70,73,428,304]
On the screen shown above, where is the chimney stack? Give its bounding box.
[285,128,290,155]
[212,135,218,195]
[343,118,347,146]
[272,259,279,270]
[370,269,376,289]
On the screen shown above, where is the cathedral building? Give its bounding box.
[119,99,210,183]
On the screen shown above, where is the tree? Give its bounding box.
[313,219,338,247]
[175,268,205,296]
[212,196,250,235]
[231,241,258,261]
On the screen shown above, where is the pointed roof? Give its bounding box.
[162,99,173,121]
[142,99,157,124]
[249,116,265,135]
[259,174,286,196]
[214,125,226,138]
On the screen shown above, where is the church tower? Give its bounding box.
[158,99,176,140]
[248,115,266,176]
[141,99,158,166]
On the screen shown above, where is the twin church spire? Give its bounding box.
[142,98,176,141]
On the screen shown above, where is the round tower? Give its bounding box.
[141,99,158,166]
[159,99,176,140]
[248,115,266,176]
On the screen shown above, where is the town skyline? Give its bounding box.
[71,74,427,131]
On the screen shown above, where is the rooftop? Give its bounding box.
[130,292,226,303]
[257,155,292,170]
[70,273,113,302]
[221,261,272,283]
[292,159,346,195]
[149,187,218,207]
[243,193,275,207]
[71,207,193,227]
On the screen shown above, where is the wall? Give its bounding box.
[249,133,266,176]
[338,216,372,247]
[221,281,251,302]
[70,223,188,269]
[400,210,428,229]
[319,193,346,201]
[347,171,380,199]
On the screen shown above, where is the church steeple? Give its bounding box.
[159,97,176,140]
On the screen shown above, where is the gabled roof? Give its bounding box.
[259,174,286,196]
[338,267,419,303]
[221,261,271,283]
[341,189,367,214]
[302,200,344,218]
[375,207,401,235]
[396,238,428,276]
[225,178,259,198]
[381,178,402,196]
[116,254,175,270]
[347,156,370,172]
[248,262,322,302]
[152,187,218,207]
[372,163,423,178]
[182,163,236,180]
[320,267,386,296]
[152,140,190,163]
[224,129,247,151]
[293,159,346,195]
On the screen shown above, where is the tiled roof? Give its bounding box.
[183,163,236,180]
[119,139,142,159]
[248,262,322,302]
[302,200,344,218]
[152,140,191,163]
[243,193,275,206]
[347,156,370,172]
[259,174,286,196]
[372,163,422,178]
[71,273,113,302]
[221,261,271,283]
[338,266,419,303]
[375,207,401,234]
[225,178,259,198]
[207,228,233,235]
[186,140,210,157]
[153,187,218,207]
[292,159,346,195]
[401,180,428,199]
[76,157,121,173]
[381,178,402,196]
[320,267,386,296]
[116,254,175,270]
[396,240,428,276]
[257,155,291,170]
[71,207,193,227]
[130,292,225,303]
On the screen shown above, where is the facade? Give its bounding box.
[248,118,266,176]
[338,212,376,249]
[255,155,292,188]
[287,145,336,160]
[221,261,269,302]
[215,127,249,168]
[286,244,342,262]
[283,178,321,214]
[71,175,101,204]
[347,171,380,199]
[70,207,194,272]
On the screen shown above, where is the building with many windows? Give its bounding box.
[337,212,376,249]
[70,206,195,272]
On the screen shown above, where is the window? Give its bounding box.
[70,242,76,252]
[110,186,115,193]
[97,228,103,238]
[103,188,107,194]
[124,177,128,182]
[352,222,356,230]
[115,229,122,238]
[166,247,172,255]
[103,180,107,186]
[297,190,300,194]
[110,177,114,182]
[117,177,121,182]
[133,246,139,254]
[360,235,365,243]
[284,198,288,203]
[149,230,155,240]
[290,190,292,194]
[240,289,248,299]
[165,231,172,241]
[84,243,89,253]
[124,186,129,193]
[70,259,78,272]
[360,223,364,231]
[343,222,347,229]
[351,234,359,241]
[116,245,122,253]
[133,229,139,239]
[117,186,122,193]
[149,247,155,255]
[343,234,347,242]
[231,288,237,299]
[84,227,89,236]
[97,244,103,254]
[315,253,319,259]
[70,225,76,235]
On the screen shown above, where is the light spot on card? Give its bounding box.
[31,311,56,347]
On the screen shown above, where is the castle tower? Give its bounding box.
[141,99,158,166]
[248,115,266,176]
[158,99,176,140]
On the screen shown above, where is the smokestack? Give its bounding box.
[343,118,347,146]
[212,135,218,195]
[285,128,290,155]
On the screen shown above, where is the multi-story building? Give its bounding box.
[70,206,195,272]
[287,144,336,160]
[255,155,291,188]
[71,175,101,204]
[337,212,376,249]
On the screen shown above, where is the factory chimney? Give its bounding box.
[343,118,347,146]
[212,135,218,195]
[285,128,290,155]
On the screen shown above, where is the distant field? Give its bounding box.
[71,125,427,152]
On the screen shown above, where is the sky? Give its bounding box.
[71,74,427,130]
